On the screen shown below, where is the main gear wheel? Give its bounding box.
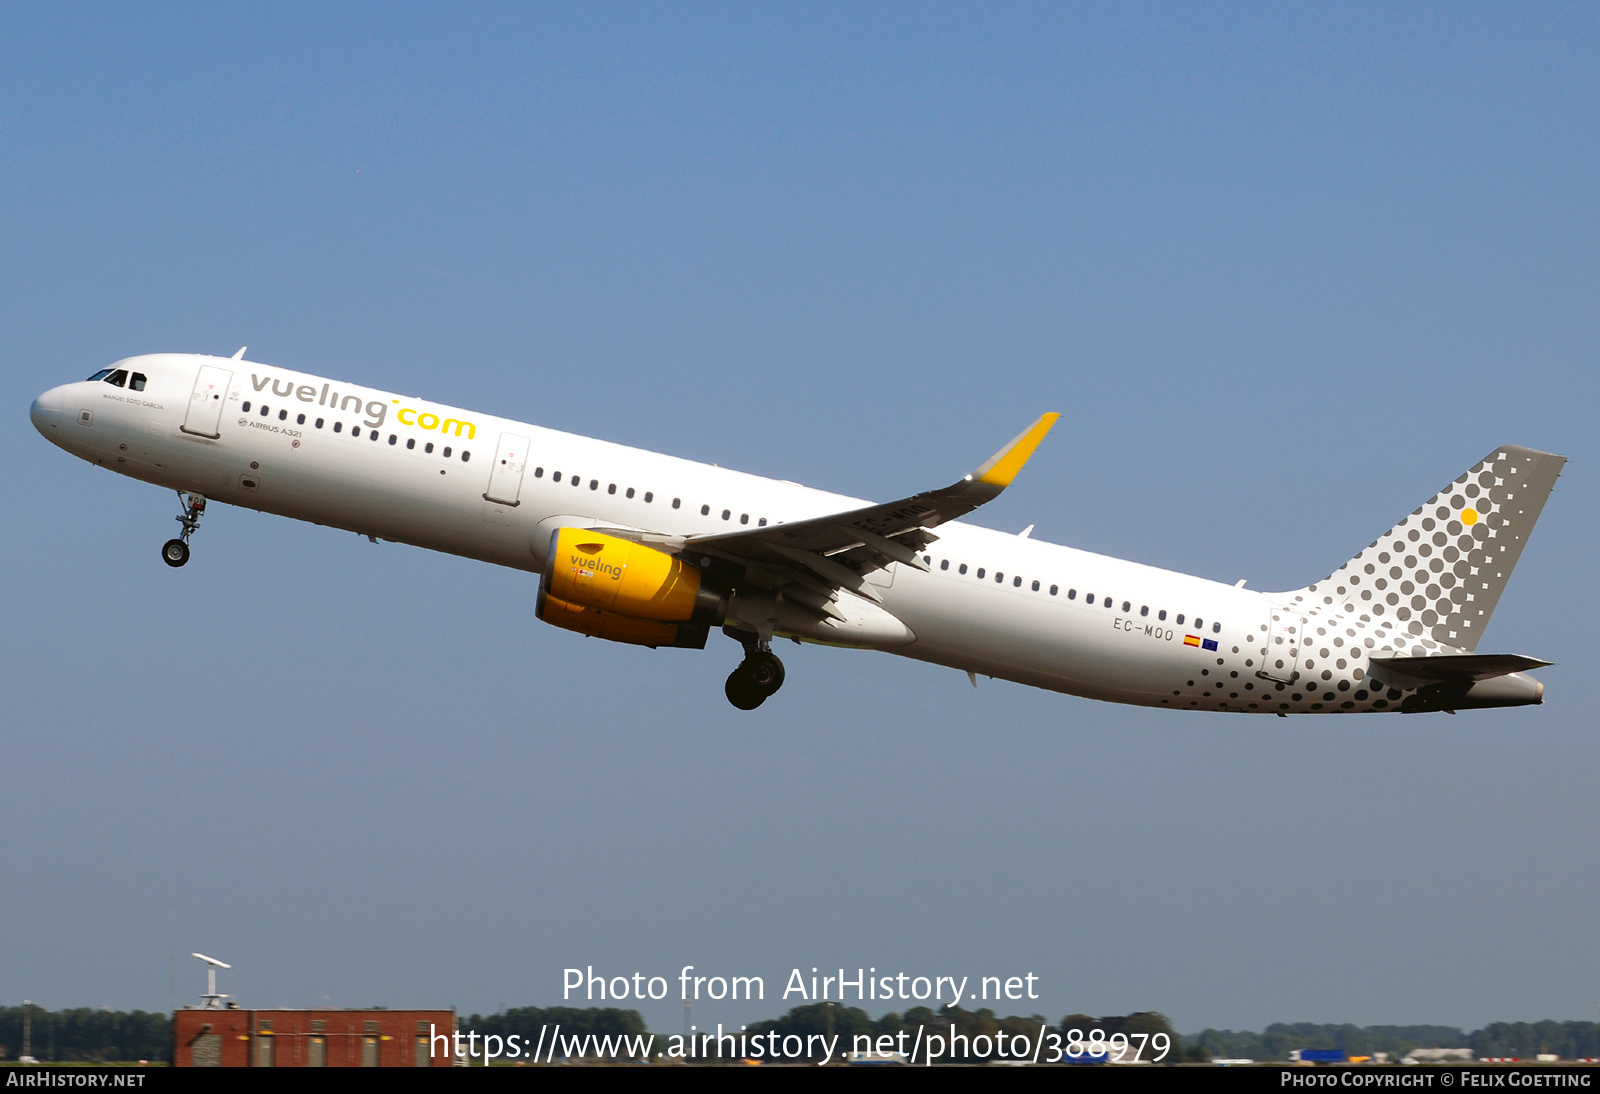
[725,650,786,710]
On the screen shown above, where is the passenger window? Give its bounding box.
[105,369,128,387]
[261,405,270,416]
[370,431,379,441]
[242,401,252,412]
[388,434,397,445]
[534,467,543,477]
[1122,601,1131,612]
[462,451,471,462]
[406,438,415,449]
[1066,589,1075,599]
[625,487,634,498]
[572,475,580,486]
[297,413,306,425]
[315,418,323,429]
[1176,614,1185,625]
[1032,580,1039,591]
[672,498,680,508]
[130,373,147,391]
[279,410,288,420]
[1194,618,1203,629]
[1014,576,1022,587]
[1050,585,1059,596]
[645,492,654,502]
[553,471,561,482]
[608,484,617,495]
[758,517,766,526]
[722,509,731,520]
[443,446,452,457]
[1103,597,1112,608]
[941,560,950,571]
[425,442,434,454]
[591,479,600,490]
[959,564,968,574]
[995,572,1004,582]
[977,568,986,579]
[701,505,710,516]
[1140,605,1149,616]
[740,514,749,524]
[1212,622,1221,634]
[1158,610,1167,621]
[333,421,342,433]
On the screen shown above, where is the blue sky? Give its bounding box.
[2,4,1596,1033]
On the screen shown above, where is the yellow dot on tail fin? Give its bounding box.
[1462,508,1478,525]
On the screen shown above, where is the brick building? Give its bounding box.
[173,1008,456,1067]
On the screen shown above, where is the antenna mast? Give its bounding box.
[190,953,233,1009]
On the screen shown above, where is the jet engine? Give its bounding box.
[535,528,727,649]
[535,589,709,648]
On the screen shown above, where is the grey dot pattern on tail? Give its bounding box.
[1222,445,1567,715]
[1296,446,1565,654]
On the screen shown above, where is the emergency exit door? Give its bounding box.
[483,432,531,506]
[1259,608,1303,683]
[180,365,232,438]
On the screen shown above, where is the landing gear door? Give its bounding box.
[180,365,232,438]
[1259,607,1302,683]
[483,432,532,506]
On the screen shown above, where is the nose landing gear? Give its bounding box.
[724,628,786,710]
[161,492,206,568]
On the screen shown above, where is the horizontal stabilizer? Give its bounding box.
[1368,653,1552,683]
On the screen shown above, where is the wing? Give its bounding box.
[684,413,1059,609]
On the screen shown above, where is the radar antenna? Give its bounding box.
[190,952,232,1009]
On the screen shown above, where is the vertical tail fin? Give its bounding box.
[1294,445,1565,651]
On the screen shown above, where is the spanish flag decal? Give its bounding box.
[1183,634,1201,647]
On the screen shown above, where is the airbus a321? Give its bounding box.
[32,352,1563,713]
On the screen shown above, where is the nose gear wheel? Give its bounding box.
[162,492,206,568]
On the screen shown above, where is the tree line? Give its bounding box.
[5,1004,1598,1063]
[1190,1021,1600,1061]
[461,1005,648,1044]
[0,1006,171,1063]
[743,1003,1203,1063]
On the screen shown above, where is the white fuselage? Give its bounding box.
[29,353,1420,714]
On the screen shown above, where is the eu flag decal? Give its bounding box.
[1201,638,1219,652]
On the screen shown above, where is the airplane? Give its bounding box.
[31,351,1564,714]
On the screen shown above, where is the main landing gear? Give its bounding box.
[162,492,206,568]
[725,631,786,710]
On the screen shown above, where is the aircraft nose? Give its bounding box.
[30,386,64,436]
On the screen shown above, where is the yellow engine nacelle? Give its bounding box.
[535,590,709,649]
[539,528,726,640]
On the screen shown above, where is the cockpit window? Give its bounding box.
[103,369,128,387]
[129,372,147,391]
[86,369,114,382]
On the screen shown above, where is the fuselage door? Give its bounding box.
[483,432,532,506]
[180,365,232,438]
[1259,607,1303,683]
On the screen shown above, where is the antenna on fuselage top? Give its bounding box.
[231,347,246,360]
